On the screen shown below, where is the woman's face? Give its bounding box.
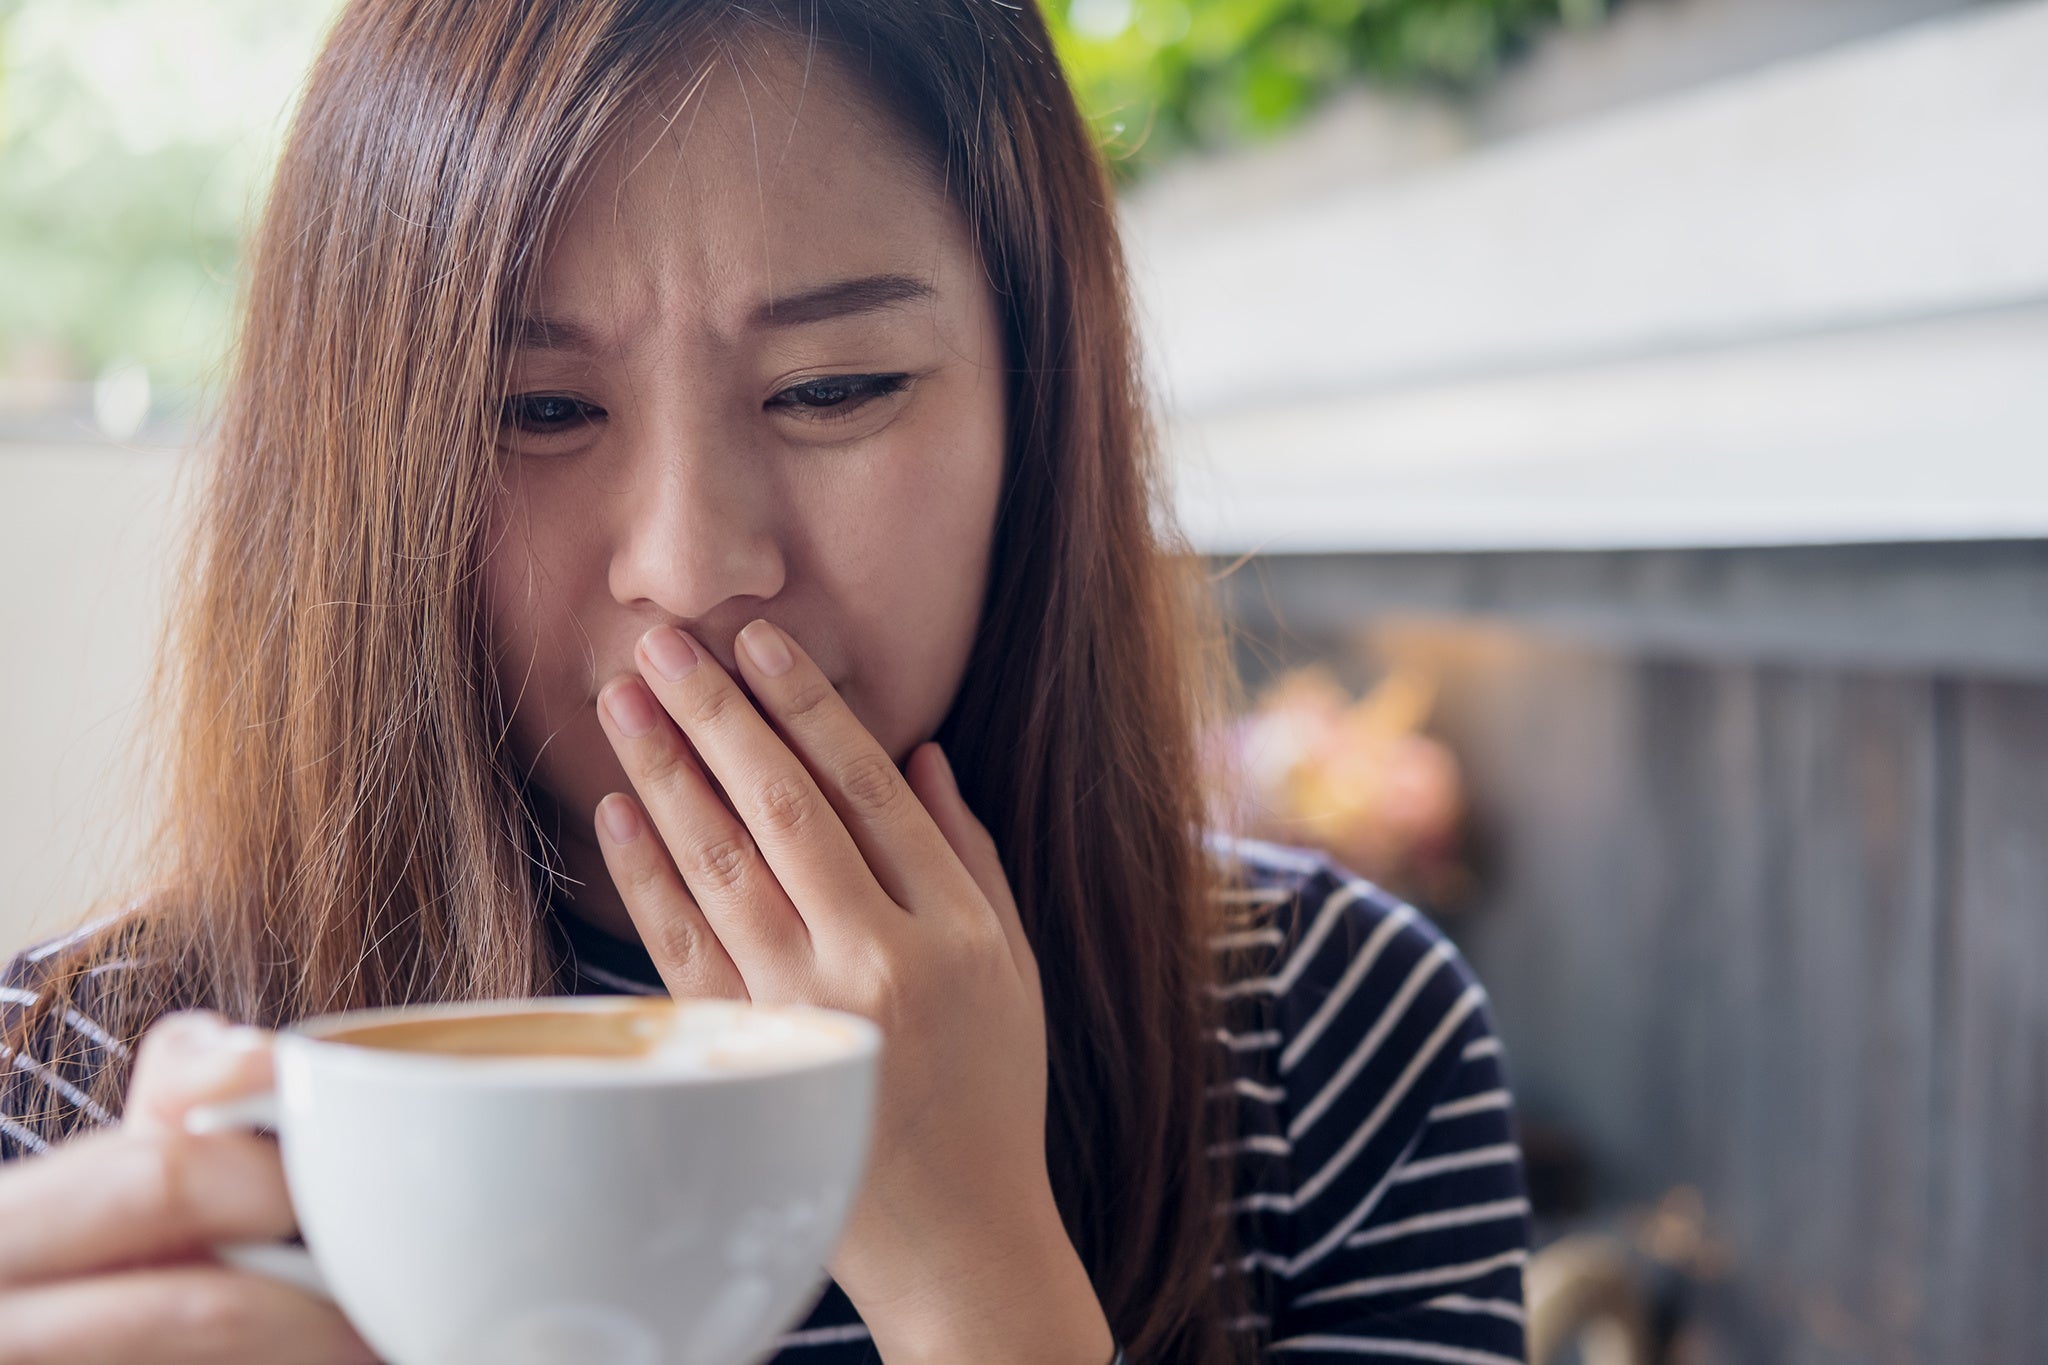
[482,41,1008,921]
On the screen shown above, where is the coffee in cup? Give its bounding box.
[321,998,863,1070]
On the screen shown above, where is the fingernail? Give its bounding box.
[740,620,793,678]
[599,794,642,843]
[153,1011,226,1054]
[181,1024,274,1092]
[217,1026,273,1055]
[643,627,699,681]
[604,681,658,738]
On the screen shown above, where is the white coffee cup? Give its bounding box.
[184,996,881,1365]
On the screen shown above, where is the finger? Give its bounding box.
[734,620,977,916]
[630,626,885,931]
[0,1126,296,1287]
[0,1264,378,1365]
[593,792,749,1002]
[123,1013,276,1141]
[597,673,809,973]
[905,744,1035,976]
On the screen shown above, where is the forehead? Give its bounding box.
[533,34,965,335]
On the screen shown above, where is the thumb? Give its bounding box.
[123,1011,275,1139]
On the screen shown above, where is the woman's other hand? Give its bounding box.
[0,1012,378,1364]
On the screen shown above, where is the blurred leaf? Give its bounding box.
[0,0,340,397]
[1048,0,1614,178]
[4,0,1614,393]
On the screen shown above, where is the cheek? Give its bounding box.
[479,497,543,679]
[804,424,1003,755]
[478,493,587,755]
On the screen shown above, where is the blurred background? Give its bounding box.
[5,0,2046,1360]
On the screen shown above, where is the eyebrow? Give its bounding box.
[753,273,935,328]
[509,272,935,352]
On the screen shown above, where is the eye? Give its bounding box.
[500,394,604,435]
[767,373,910,419]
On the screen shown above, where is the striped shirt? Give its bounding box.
[1,837,1530,1363]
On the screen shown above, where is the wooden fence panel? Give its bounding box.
[1228,618,2043,1364]
[1931,681,2048,1363]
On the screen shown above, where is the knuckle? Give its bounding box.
[850,968,898,1027]
[686,683,747,730]
[754,775,817,836]
[848,945,915,1024]
[939,922,1014,997]
[633,740,694,799]
[839,752,905,820]
[622,851,677,904]
[687,834,754,893]
[781,674,835,721]
[644,910,704,974]
[942,920,1002,971]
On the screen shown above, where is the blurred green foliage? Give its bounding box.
[1,0,1605,394]
[0,0,338,400]
[1045,0,1607,174]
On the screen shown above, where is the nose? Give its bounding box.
[606,427,787,624]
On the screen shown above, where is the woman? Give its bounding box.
[0,2,1529,1361]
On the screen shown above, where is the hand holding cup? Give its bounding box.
[0,1011,376,1364]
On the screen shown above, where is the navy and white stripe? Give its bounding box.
[1197,839,1530,1365]
[1,838,1530,1363]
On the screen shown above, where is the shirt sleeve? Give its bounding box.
[0,948,132,1161]
[1256,865,1532,1364]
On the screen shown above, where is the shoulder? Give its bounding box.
[1207,833,1490,1050]
[1206,837,1504,1171]
[0,911,156,1161]
[1196,834,1523,1342]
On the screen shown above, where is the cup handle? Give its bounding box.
[182,1092,333,1302]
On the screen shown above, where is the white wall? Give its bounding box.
[1125,1,2048,552]
[0,444,187,957]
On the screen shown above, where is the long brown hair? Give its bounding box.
[6,1,1251,1358]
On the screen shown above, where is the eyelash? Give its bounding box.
[498,373,911,436]
[500,394,600,435]
[766,372,910,416]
